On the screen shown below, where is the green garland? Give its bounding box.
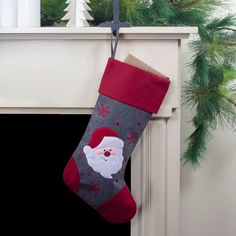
[41,0,67,26]
[42,0,236,167]
[182,15,236,167]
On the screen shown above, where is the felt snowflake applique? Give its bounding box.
[97,103,109,118]
[127,131,138,144]
[87,181,101,194]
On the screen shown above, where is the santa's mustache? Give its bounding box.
[91,153,118,162]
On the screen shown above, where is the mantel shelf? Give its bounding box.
[0,26,198,40]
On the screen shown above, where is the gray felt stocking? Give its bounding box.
[63,57,170,224]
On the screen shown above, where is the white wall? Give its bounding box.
[180,2,236,236]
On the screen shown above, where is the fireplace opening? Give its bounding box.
[1,114,131,235]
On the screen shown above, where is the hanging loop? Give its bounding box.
[112,24,119,37]
[111,29,120,58]
[99,0,131,57]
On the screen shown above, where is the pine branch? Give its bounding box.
[206,15,236,31]
[175,0,228,12]
[218,27,236,32]
[177,0,203,11]
[222,94,236,107]
[149,0,175,19]
[216,87,236,129]
[182,117,212,168]
[121,0,145,24]
[41,0,68,26]
[183,13,236,165]
[169,8,207,26]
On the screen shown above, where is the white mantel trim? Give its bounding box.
[0,26,198,34]
[0,26,198,40]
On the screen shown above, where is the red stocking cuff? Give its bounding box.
[99,58,170,114]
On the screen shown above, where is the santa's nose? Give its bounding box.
[104,151,111,157]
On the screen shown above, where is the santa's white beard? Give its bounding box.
[85,149,124,179]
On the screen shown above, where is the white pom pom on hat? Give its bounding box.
[83,145,92,154]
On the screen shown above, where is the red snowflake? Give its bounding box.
[127,131,138,144]
[87,181,101,194]
[84,171,92,177]
[97,103,109,117]
[86,194,94,202]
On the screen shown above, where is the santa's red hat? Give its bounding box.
[83,127,124,154]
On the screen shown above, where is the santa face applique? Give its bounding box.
[83,128,124,179]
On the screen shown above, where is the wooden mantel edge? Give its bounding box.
[0,26,198,40]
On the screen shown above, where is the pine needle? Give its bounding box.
[175,0,229,12]
[182,118,213,168]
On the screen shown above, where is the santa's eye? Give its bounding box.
[109,149,112,152]
[104,149,106,152]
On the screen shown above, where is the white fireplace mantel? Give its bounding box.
[0,26,197,39]
[0,27,198,236]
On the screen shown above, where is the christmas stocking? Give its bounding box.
[63,57,170,224]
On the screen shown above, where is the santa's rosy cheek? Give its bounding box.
[95,149,104,155]
[110,148,117,155]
